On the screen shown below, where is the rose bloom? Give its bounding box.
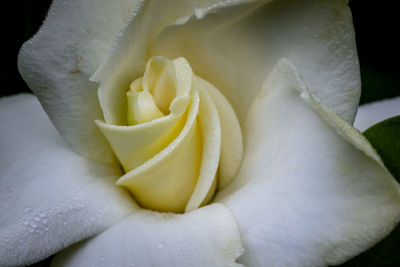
[1,0,400,266]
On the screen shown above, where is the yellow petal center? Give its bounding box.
[96,56,243,213]
[126,78,165,125]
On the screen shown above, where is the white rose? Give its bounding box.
[1,0,400,266]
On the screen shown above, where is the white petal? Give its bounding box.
[354,96,400,132]
[153,0,360,123]
[18,0,141,164]
[52,204,244,267]
[0,95,136,266]
[217,59,400,266]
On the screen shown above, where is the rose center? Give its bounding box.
[97,56,243,213]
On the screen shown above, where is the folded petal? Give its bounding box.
[153,0,360,123]
[115,88,201,213]
[354,96,400,132]
[18,0,141,164]
[0,94,136,266]
[185,84,221,212]
[198,76,243,190]
[217,59,400,266]
[52,204,244,267]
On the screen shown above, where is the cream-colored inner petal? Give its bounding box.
[197,76,243,189]
[97,57,192,172]
[184,82,221,212]
[117,88,202,213]
[142,56,177,114]
[126,78,165,125]
[97,56,243,213]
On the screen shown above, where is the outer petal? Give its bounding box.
[153,0,360,123]
[354,96,400,132]
[18,0,140,164]
[0,95,136,266]
[217,59,400,266]
[51,204,244,267]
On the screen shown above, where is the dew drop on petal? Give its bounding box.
[24,207,32,213]
[28,221,37,228]
[157,242,165,249]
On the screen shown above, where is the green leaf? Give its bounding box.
[338,116,400,267]
[364,116,400,180]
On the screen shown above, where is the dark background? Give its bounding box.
[1,0,399,102]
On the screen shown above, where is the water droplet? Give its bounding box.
[34,216,40,222]
[44,227,49,231]
[24,221,28,226]
[157,242,165,249]
[24,207,32,213]
[27,227,34,233]
[39,213,46,218]
[41,218,48,224]
[29,221,37,228]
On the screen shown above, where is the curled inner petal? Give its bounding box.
[126,78,165,125]
[96,56,243,213]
